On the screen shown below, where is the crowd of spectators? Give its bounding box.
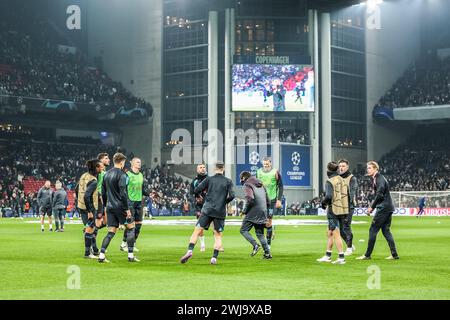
[0,137,119,217]
[144,165,192,214]
[0,2,150,113]
[0,133,194,217]
[355,126,450,193]
[374,53,450,109]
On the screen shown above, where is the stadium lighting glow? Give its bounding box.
[368,0,383,7]
[357,0,383,7]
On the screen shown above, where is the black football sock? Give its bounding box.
[91,227,99,253]
[134,224,142,241]
[266,226,273,245]
[100,232,115,254]
[126,228,136,253]
[84,233,93,256]
[122,228,128,243]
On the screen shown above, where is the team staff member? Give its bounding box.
[98,153,139,263]
[52,181,67,232]
[239,171,272,259]
[38,180,53,232]
[357,161,399,260]
[256,157,283,247]
[180,162,235,265]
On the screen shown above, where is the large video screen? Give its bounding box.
[232,64,314,112]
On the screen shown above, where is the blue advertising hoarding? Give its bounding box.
[280,145,311,187]
[235,144,272,184]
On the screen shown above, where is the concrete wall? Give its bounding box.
[87,0,162,168]
[393,105,450,121]
[366,0,421,161]
[55,128,117,145]
[332,147,367,169]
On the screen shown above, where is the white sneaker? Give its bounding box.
[317,255,332,263]
[332,258,346,265]
[120,242,128,252]
[344,248,353,256]
[128,256,140,262]
[84,253,97,259]
[385,255,399,260]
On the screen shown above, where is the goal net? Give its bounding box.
[391,191,450,216]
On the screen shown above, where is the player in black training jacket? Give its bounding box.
[190,163,208,251]
[98,153,139,263]
[356,161,399,260]
[180,162,235,265]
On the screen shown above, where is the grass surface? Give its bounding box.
[0,216,449,300]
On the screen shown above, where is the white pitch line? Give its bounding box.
[24,219,367,226]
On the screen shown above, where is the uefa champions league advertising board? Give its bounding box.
[235,144,272,184]
[280,144,311,187]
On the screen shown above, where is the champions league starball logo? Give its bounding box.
[291,152,301,166]
[249,151,260,166]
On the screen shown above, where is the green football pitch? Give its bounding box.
[0,216,449,300]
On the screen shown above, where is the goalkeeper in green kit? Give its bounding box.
[256,157,284,248]
[120,157,149,252]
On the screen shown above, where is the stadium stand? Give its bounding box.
[374,52,450,110]
[0,1,151,114]
[353,126,450,206]
[0,133,193,217]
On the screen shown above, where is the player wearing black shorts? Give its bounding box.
[190,163,207,251]
[180,162,235,265]
[239,171,272,259]
[98,153,139,263]
[338,159,358,256]
[120,157,149,253]
[317,161,348,265]
[38,180,53,232]
[256,157,284,248]
[77,159,103,258]
[92,153,110,250]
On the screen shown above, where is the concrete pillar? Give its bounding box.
[309,9,320,196]
[320,12,332,185]
[207,11,219,174]
[224,8,235,180]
